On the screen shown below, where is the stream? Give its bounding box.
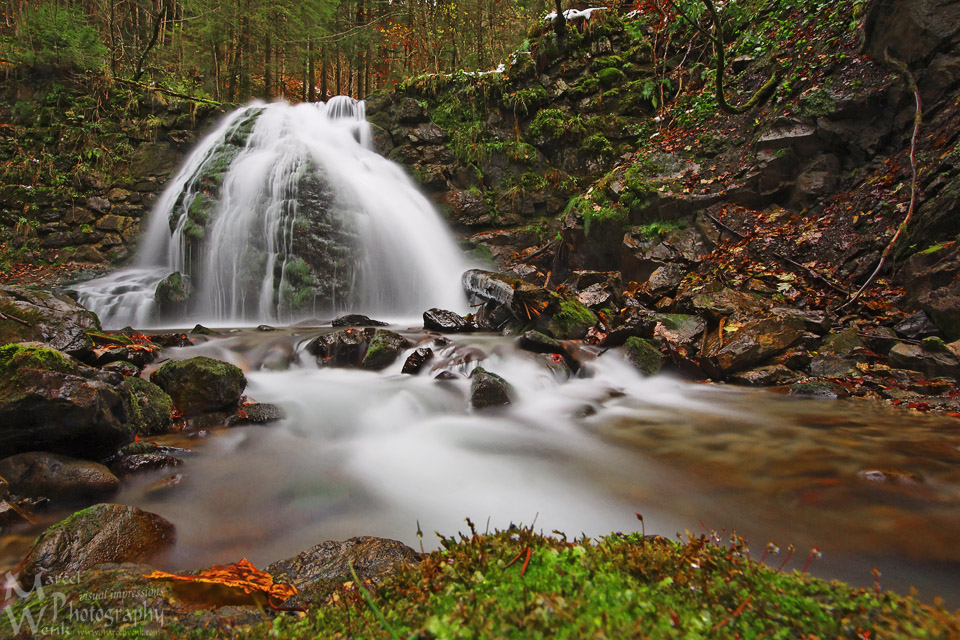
[6,325,956,606]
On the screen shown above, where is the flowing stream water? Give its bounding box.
[43,100,960,607]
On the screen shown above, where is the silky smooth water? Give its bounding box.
[74,99,469,328]
[76,329,959,607]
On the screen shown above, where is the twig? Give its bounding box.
[704,211,850,295]
[838,55,922,311]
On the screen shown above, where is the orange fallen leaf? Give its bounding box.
[143,558,297,609]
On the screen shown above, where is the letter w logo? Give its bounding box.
[3,572,55,635]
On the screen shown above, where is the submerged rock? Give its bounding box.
[0,452,119,504]
[361,330,412,370]
[267,536,420,608]
[470,367,513,409]
[150,356,247,414]
[227,402,287,425]
[19,503,176,585]
[0,344,132,457]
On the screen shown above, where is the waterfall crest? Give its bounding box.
[75,98,468,328]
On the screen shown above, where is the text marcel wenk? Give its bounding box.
[4,576,164,635]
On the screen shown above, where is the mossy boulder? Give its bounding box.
[361,330,412,371]
[624,336,663,375]
[150,356,247,415]
[0,344,133,457]
[547,299,598,340]
[19,503,176,585]
[470,367,514,409]
[122,376,174,436]
[0,452,119,504]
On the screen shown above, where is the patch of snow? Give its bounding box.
[544,7,608,22]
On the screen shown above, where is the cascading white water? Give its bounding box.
[74,98,469,328]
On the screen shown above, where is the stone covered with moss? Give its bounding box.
[150,355,246,415]
[361,329,411,371]
[0,344,133,457]
[624,335,663,375]
[547,299,597,340]
[123,375,175,435]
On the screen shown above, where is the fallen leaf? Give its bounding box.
[143,558,297,609]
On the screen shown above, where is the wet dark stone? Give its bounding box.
[267,536,420,608]
[306,328,375,367]
[110,453,183,477]
[332,314,388,327]
[401,347,434,375]
[624,337,662,376]
[434,371,460,381]
[424,308,474,333]
[361,330,411,370]
[0,452,119,503]
[0,285,101,356]
[894,310,943,340]
[788,381,848,399]
[19,503,176,585]
[469,367,513,409]
[227,402,287,426]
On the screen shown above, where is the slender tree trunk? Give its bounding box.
[320,48,328,99]
[307,38,316,102]
[263,30,272,99]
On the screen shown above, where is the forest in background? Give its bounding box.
[0,0,558,102]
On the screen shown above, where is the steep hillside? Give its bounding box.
[372,0,960,401]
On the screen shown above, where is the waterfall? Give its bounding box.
[75,98,469,328]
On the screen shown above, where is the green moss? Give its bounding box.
[548,299,597,340]
[625,336,664,375]
[528,108,585,142]
[0,301,44,345]
[187,192,213,225]
[361,330,408,371]
[582,133,613,155]
[467,243,496,266]
[0,343,78,380]
[582,202,627,237]
[517,172,548,191]
[598,67,625,89]
[123,376,174,436]
[182,218,205,241]
[570,75,600,98]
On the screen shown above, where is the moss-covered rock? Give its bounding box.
[361,330,411,371]
[150,356,246,415]
[624,336,663,375]
[547,299,598,339]
[122,376,174,436]
[154,271,192,320]
[19,503,175,585]
[0,344,133,457]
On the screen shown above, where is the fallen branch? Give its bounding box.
[0,310,31,326]
[838,55,922,311]
[704,211,850,296]
[115,77,224,106]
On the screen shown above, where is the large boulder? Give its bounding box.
[888,342,960,378]
[0,344,132,457]
[703,317,804,376]
[0,452,119,504]
[0,286,100,356]
[19,503,176,585]
[267,536,420,608]
[150,356,246,414]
